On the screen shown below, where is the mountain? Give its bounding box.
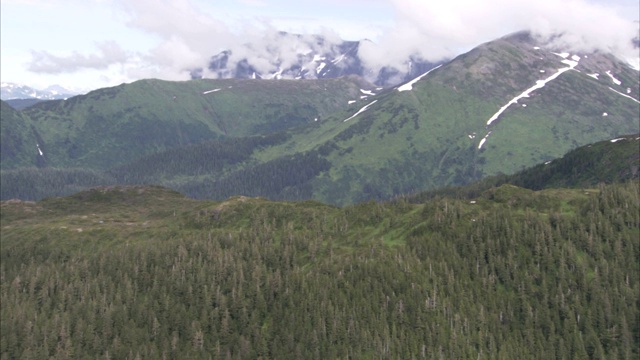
[232,31,639,204]
[1,76,374,170]
[0,82,78,100]
[194,32,441,87]
[1,32,638,204]
[1,179,638,358]
[0,101,43,169]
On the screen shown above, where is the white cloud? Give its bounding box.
[5,0,638,90]
[358,0,639,73]
[26,41,129,74]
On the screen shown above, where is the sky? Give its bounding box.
[1,0,638,92]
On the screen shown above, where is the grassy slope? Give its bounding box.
[13,77,368,169]
[249,34,639,205]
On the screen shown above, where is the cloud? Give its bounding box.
[112,0,352,80]
[111,0,238,80]
[116,0,638,84]
[27,41,129,74]
[358,0,640,74]
[21,0,638,88]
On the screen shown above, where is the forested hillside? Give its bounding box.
[1,182,638,358]
[411,134,640,202]
[2,133,637,206]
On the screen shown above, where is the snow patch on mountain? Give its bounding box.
[479,52,587,150]
[486,55,580,127]
[478,132,492,149]
[343,100,378,122]
[397,65,442,92]
[202,89,221,94]
[605,71,622,85]
[608,87,640,104]
[332,54,346,64]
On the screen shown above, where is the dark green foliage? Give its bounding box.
[1,182,638,359]
[510,135,640,190]
[175,150,331,200]
[0,167,114,201]
[108,133,291,183]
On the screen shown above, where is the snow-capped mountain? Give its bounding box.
[1,82,78,100]
[191,33,442,87]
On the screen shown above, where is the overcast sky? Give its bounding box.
[1,0,638,91]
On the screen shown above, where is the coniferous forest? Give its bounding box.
[1,180,638,359]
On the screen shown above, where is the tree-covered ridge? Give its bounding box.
[1,182,638,359]
[2,133,637,207]
[411,134,640,202]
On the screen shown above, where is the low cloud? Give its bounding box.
[358,0,639,74]
[24,0,639,86]
[27,41,128,74]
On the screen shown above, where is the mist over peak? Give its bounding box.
[10,0,638,90]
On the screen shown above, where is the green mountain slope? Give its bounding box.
[0,100,42,169]
[258,32,639,204]
[1,33,638,205]
[1,181,638,358]
[5,77,370,169]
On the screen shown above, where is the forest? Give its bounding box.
[1,180,638,359]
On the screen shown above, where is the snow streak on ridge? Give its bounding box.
[608,87,640,104]
[486,56,580,127]
[343,100,378,122]
[397,65,442,92]
[478,53,581,150]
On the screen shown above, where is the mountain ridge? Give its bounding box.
[1,31,638,205]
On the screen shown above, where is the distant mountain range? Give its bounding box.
[0,82,79,101]
[1,31,638,204]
